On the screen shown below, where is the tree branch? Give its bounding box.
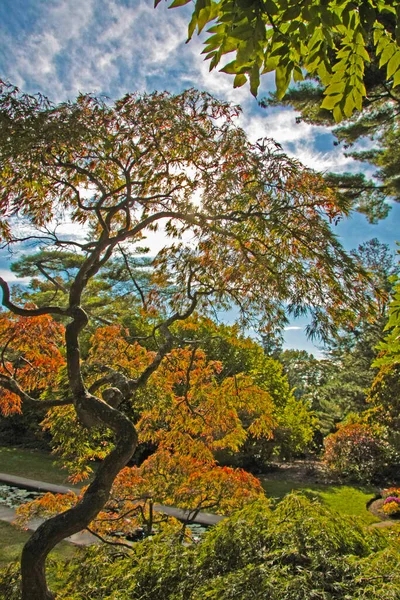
[0,374,72,408]
[85,527,134,550]
[0,278,68,317]
[131,294,200,391]
[118,245,147,309]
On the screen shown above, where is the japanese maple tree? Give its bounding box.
[0,80,374,599]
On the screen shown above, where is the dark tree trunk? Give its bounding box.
[20,405,137,600]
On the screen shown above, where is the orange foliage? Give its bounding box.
[0,310,65,415]
[15,490,80,528]
[112,449,263,515]
[15,325,273,535]
[88,325,154,378]
[138,347,276,459]
[86,329,276,461]
[14,450,262,541]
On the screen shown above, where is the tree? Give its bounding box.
[0,81,375,599]
[264,67,400,219]
[278,240,398,437]
[279,349,330,400]
[10,249,155,333]
[170,316,316,464]
[157,0,400,120]
[374,273,400,367]
[318,240,397,416]
[366,272,400,456]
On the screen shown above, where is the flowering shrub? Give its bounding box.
[323,422,390,481]
[382,499,400,516]
[382,487,400,499]
[381,488,400,517]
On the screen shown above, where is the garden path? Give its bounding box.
[0,472,225,546]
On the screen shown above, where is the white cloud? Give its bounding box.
[240,109,315,146]
[0,0,362,184]
[284,326,303,331]
[0,269,30,285]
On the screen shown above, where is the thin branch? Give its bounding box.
[0,374,72,408]
[35,262,68,293]
[118,245,147,308]
[56,160,108,197]
[85,527,134,550]
[131,294,200,391]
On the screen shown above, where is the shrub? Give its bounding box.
[48,494,400,600]
[323,421,391,482]
[381,487,400,499]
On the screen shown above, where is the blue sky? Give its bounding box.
[0,0,399,355]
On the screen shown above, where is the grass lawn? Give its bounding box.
[0,446,79,487]
[261,478,379,524]
[0,521,77,569]
[0,521,78,593]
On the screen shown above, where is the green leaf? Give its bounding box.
[282,5,301,20]
[220,60,239,74]
[307,28,323,52]
[293,66,304,82]
[262,55,279,73]
[233,73,247,88]
[354,78,366,96]
[353,89,363,111]
[264,0,279,16]
[355,43,370,62]
[325,81,346,95]
[231,24,254,40]
[387,51,400,79]
[250,64,260,97]
[373,25,384,45]
[188,13,198,39]
[320,93,342,110]
[221,36,241,54]
[320,7,333,27]
[379,43,396,68]
[169,0,192,7]
[343,91,356,118]
[393,68,400,87]
[194,0,208,15]
[209,54,220,69]
[204,32,223,44]
[336,47,351,59]
[317,61,331,85]
[197,7,212,34]
[376,34,390,56]
[332,104,343,122]
[275,64,291,99]
[207,24,225,34]
[237,40,255,65]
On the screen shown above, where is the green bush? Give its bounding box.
[44,494,400,600]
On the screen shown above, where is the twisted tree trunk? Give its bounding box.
[21,396,137,600]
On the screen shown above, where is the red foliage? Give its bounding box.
[323,421,390,481]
